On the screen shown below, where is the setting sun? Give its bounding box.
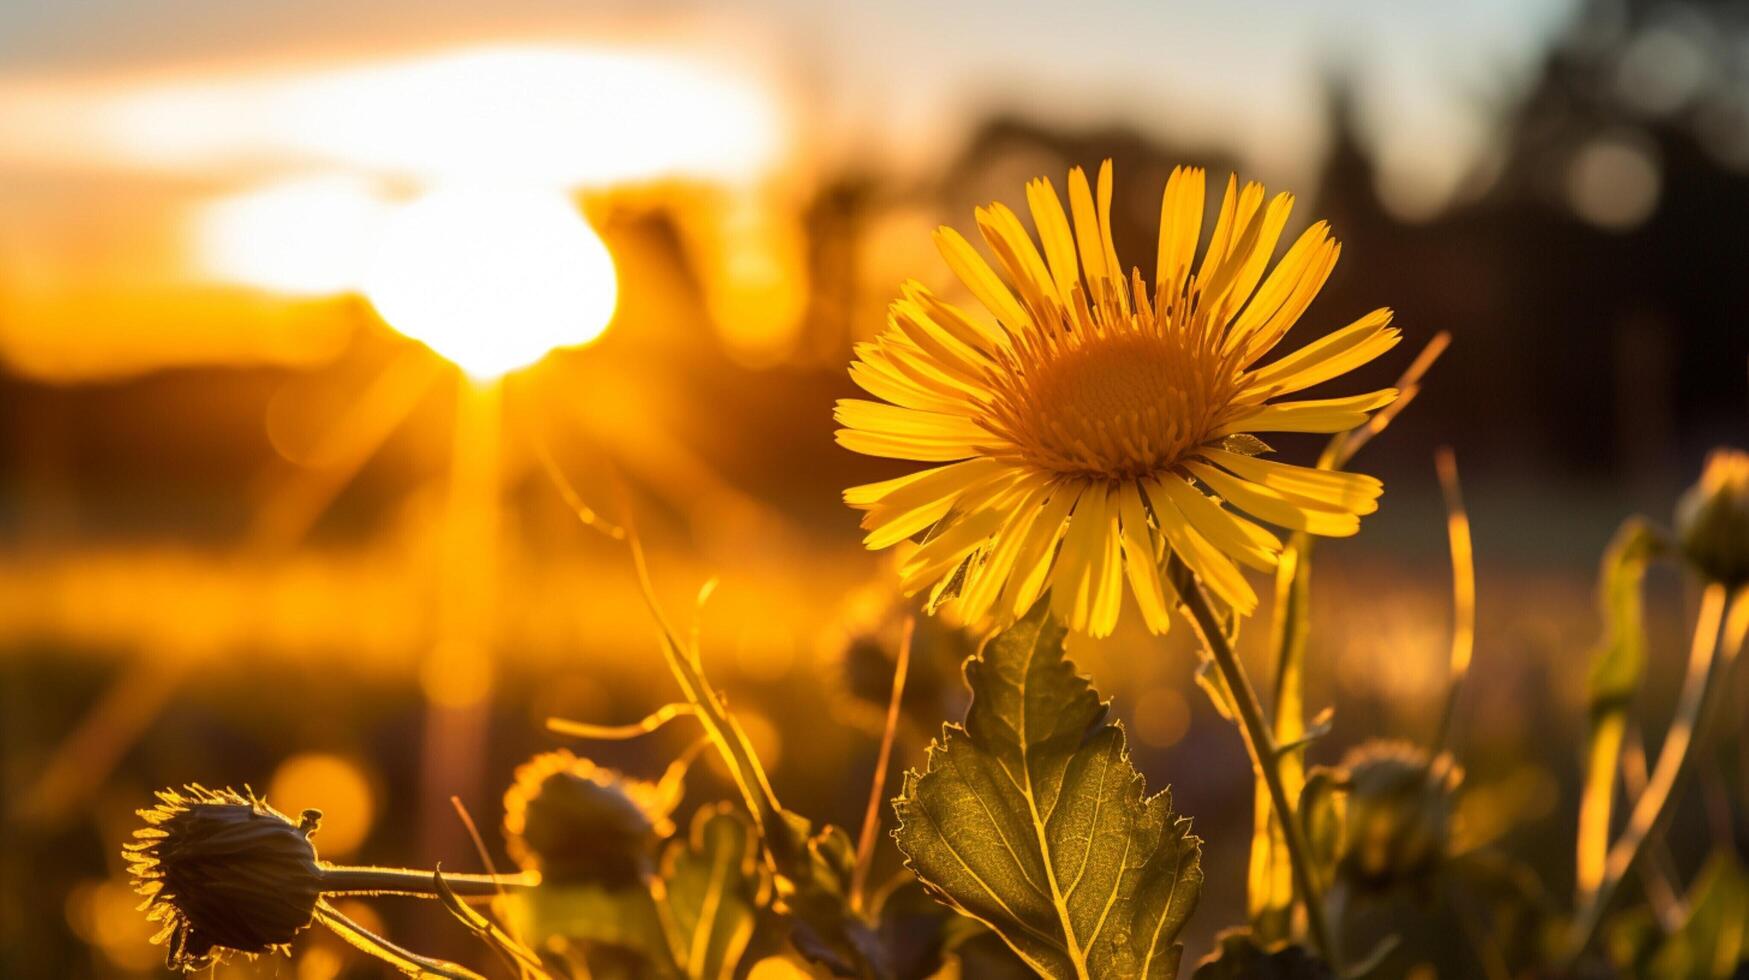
[363,185,619,379]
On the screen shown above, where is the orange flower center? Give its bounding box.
[981,322,1242,480]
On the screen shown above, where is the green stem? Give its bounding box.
[851,616,912,911]
[314,898,486,980]
[620,523,800,877]
[534,450,795,876]
[1177,575,1341,972]
[1562,583,1732,968]
[318,866,538,898]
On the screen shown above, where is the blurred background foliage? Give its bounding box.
[1,0,1747,974]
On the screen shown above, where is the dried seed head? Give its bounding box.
[1335,740,1461,893]
[1676,449,1749,588]
[124,785,324,972]
[502,750,668,887]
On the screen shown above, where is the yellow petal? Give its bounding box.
[835,399,984,439]
[933,227,1032,334]
[955,475,1054,622]
[895,465,1021,588]
[1228,220,1327,342]
[1156,166,1206,303]
[1051,483,1122,635]
[1026,176,1081,307]
[1000,481,1081,617]
[1215,388,1398,436]
[1240,239,1341,364]
[835,428,981,463]
[898,502,1010,594]
[902,280,1009,354]
[845,457,997,508]
[976,202,1061,329]
[1198,173,1241,285]
[847,458,1008,548]
[1199,176,1265,288]
[1118,481,1175,633]
[1144,478,1258,615]
[1221,191,1293,319]
[1154,474,1282,571]
[1199,448,1382,514]
[1184,462,1361,537]
[848,359,967,415]
[1244,308,1398,395]
[1067,165,1111,288]
[873,335,989,401]
[892,295,998,384]
[1094,159,1128,314]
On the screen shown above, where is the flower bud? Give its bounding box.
[502,750,668,887]
[834,599,973,732]
[1335,740,1460,892]
[124,785,324,971]
[1676,449,1749,588]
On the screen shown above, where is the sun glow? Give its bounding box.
[0,45,782,185]
[363,186,619,379]
[197,175,392,296]
[0,42,801,376]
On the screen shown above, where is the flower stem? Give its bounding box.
[852,616,913,911]
[318,865,538,898]
[314,898,486,980]
[1176,575,1341,972]
[1562,583,1739,968]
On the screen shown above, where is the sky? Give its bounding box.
[0,0,1578,211]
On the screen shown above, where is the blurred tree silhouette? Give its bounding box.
[919,0,1749,495]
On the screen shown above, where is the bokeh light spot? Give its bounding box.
[268,752,376,858]
[298,946,345,980]
[1567,134,1660,230]
[1130,686,1191,749]
[65,879,161,972]
[730,708,783,773]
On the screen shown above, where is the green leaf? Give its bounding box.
[655,803,769,980]
[893,598,1204,979]
[870,877,959,980]
[1190,929,1333,980]
[617,533,886,977]
[1577,518,1667,898]
[1586,518,1665,708]
[433,868,549,978]
[1192,660,1239,723]
[867,875,1039,980]
[1603,905,1660,978]
[507,880,674,978]
[927,552,976,613]
[314,899,489,980]
[1647,851,1749,979]
[1219,434,1275,457]
[777,817,887,977]
[1295,767,1344,877]
[951,927,1045,978]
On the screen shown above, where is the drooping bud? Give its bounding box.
[501,750,670,887]
[1335,740,1461,892]
[124,785,324,971]
[1675,449,1749,588]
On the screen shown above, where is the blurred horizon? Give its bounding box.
[1,0,1572,198]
